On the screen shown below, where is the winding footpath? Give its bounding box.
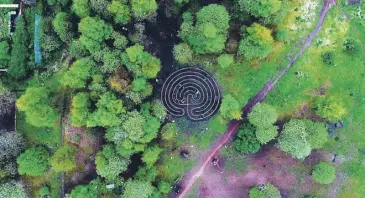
[177,0,336,197]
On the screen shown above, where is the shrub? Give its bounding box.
[234,124,261,154]
[321,51,335,65]
[343,37,361,56]
[303,120,328,149]
[17,146,50,176]
[238,0,282,18]
[312,162,336,184]
[142,146,162,167]
[173,43,193,64]
[219,94,241,120]
[238,23,274,60]
[314,96,346,121]
[218,54,234,69]
[50,145,77,172]
[276,28,288,41]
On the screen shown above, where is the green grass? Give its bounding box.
[220,146,249,173]
[17,111,61,148]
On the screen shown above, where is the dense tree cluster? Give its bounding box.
[233,124,261,154]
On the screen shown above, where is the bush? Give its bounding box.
[17,146,50,176]
[173,43,193,64]
[276,28,288,41]
[50,145,77,172]
[219,94,241,120]
[249,183,281,198]
[343,37,361,56]
[142,146,162,167]
[238,23,274,60]
[218,54,234,69]
[314,96,346,121]
[238,0,282,18]
[312,162,336,184]
[234,124,261,154]
[303,120,328,149]
[321,51,335,65]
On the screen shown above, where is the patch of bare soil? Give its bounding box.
[197,147,332,198]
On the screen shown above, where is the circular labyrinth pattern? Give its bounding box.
[161,67,221,121]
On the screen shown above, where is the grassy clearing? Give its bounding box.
[220,146,249,173]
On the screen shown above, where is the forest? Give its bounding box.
[0,0,365,197]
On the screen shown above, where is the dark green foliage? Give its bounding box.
[108,1,130,24]
[70,39,89,58]
[8,17,29,79]
[185,4,230,54]
[16,87,59,128]
[278,119,311,159]
[314,96,346,121]
[276,28,289,41]
[87,92,125,127]
[321,51,335,65]
[17,146,50,176]
[234,124,261,154]
[78,17,113,52]
[131,0,158,20]
[343,37,361,56]
[173,43,193,64]
[70,92,90,127]
[312,162,336,184]
[60,59,93,89]
[0,41,10,66]
[249,183,281,198]
[122,44,161,79]
[218,54,234,69]
[50,145,77,172]
[96,145,130,180]
[122,180,155,198]
[72,0,90,18]
[219,94,241,120]
[238,23,274,60]
[53,12,73,42]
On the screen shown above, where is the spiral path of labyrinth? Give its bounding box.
[161,67,221,121]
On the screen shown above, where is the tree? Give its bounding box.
[249,183,281,198]
[90,0,111,18]
[53,12,73,42]
[276,28,288,41]
[0,182,27,198]
[160,123,177,141]
[95,145,130,180]
[122,44,161,79]
[142,146,162,167]
[122,180,155,198]
[314,96,346,121]
[238,23,274,60]
[0,41,10,66]
[112,31,128,50]
[8,17,29,79]
[102,50,122,73]
[0,133,25,165]
[17,146,50,176]
[255,125,278,144]
[122,111,146,142]
[186,4,230,54]
[141,115,160,143]
[220,94,241,120]
[50,145,77,172]
[131,0,158,20]
[248,103,278,127]
[70,180,99,198]
[278,119,311,159]
[78,17,113,52]
[72,0,90,18]
[16,87,59,128]
[87,92,125,127]
[70,92,90,127]
[234,124,261,154]
[132,78,148,92]
[151,100,167,121]
[173,43,193,64]
[238,0,282,18]
[312,162,336,184]
[218,54,234,69]
[303,120,328,149]
[108,1,130,24]
[60,59,93,89]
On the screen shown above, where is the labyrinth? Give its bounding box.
[161,67,221,121]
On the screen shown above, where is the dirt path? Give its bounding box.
[176,1,336,197]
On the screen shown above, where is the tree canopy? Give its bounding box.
[312,162,336,184]
[17,146,50,176]
[249,183,281,198]
[50,145,77,172]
